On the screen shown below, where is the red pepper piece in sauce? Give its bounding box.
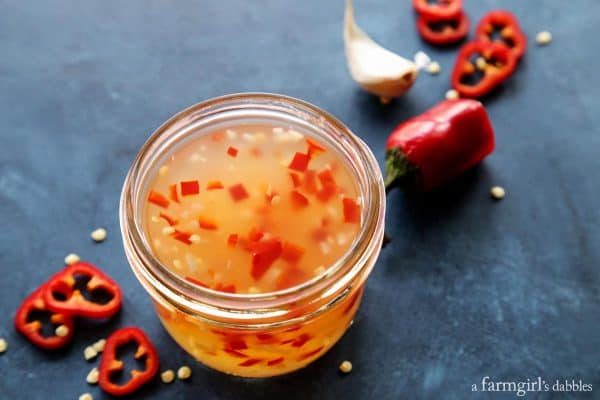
[159,212,178,226]
[43,262,122,319]
[413,0,462,20]
[180,180,200,196]
[267,357,285,366]
[306,138,326,158]
[385,99,495,192]
[199,216,218,230]
[185,276,209,288]
[229,183,249,202]
[168,184,179,203]
[251,239,282,280]
[227,146,238,157]
[316,169,338,202]
[288,152,310,172]
[289,172,302,188]
[227,234,239,247]
[148,190,170,208]
[172,230,193,245]
[475,10,527,60]
[281,242,305,264]
[342,198,361,224]
[98,327,159,396]
[417,11,469,45]
[302,170,318,193]
[14,284,75,350]
[290,190,309,209]
[207,180,224,190]
[451,41,517,98]
[215,283,236,293]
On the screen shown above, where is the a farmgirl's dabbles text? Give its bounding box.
[143,125,362,294]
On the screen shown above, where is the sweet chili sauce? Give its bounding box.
[143,124,362,295]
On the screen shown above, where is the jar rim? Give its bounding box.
[120,92,385,324]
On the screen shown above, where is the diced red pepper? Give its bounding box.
[185,277,209,288]
[281,242,305,264]
[207,180,224,190]
[290,190,309,209]
[227,233,239,247]
[306,138,326,157]
[227,146,238,157]
[215,283,236,293]
[159,212,178,226]
[276,267,309,290]
[298,346,324,361]
[289,172,302,188]
[98,327,159,396]
[43,261,122,319]
[311,227,329,242]
[291,333,311,348]
[168,184,179,203]
[256,333,277,342]
[316,169,338,201]
[180,180,200,196]
[148,190,170,208]
[14,284,75,350]
[229,183,249,202]
[199,216,218,230]
[267,357,285,366]
[223,349,248,358]
[172,230,193,245]
[342,198,361,224]
[247,228,264,242]
[238,358,263,367]
[288,152,310,172]
[302,170,318,193]
[251,239,282,280]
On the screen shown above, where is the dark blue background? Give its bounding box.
[1,1,599,399]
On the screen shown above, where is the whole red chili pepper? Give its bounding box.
[14,284,75,350]
[413,0,462,20]
[385,99,495,192]
[43,261,122,319]
[451,41,517,98]
[99,327,159,396]
[475,10,527,60]
[417,11,469,45]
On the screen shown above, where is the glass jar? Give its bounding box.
[120,93,385,377]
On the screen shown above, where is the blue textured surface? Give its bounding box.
[1,1,599,399]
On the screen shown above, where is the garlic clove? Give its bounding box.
[344,0,418,103]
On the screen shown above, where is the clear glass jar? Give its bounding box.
[120,93,385,377]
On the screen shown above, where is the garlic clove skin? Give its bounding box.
[344,0,418,103]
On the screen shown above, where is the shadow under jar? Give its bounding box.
[120,93,385,377]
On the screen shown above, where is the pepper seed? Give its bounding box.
[92,338,106,353]
[55,324,70,337]
[490,186,506,200]
[79,393,93,400]
[0,338,7,353]
[86,367,99,385]
[177,366,192,380]
[90,228,107,242]
[339,360,353,374]
[536,31,552,45]
[84,346,98,361]
[445,89,459,100]
[426,61,441,75]
[64,253,80,265]
[161,369,175,384]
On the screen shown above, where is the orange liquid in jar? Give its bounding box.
[143,124,364,376]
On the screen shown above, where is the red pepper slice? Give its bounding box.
[180,180,200,196]
[413,0,462,20]
[14,284,75,350]
[475,10,527,60]
[451,41,517,98]
[98,327,159,396]
[148,190,169,208]
[417,11,469,45]
[251,238,282,280]
[385,99,495,192]
[185,276,209,288]
[43,262,122,319]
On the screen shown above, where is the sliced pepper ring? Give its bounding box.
[43,261,122,319]
[14,284,75,350]
[417,11,469,45]
[98,327,159,396]
[451,41,518,98]
[475,10,527,60]
[413,0,463,20]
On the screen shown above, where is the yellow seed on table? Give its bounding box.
[162,226,175,235]
[90,228,107,242]
[79,393,93,400]
[490,186,506,200]
[161,369,175,384]
[475,57,487,71]
[55,324,69,337]
[0,338,7,353]
[445,89,460,100]
[65,253,80,265]
[426,61,441,75]
[84,346,98,361]
[86,367,99,385]
[339,360,353,374]
[92,339,106,353]
[536,30,552,45]
[177,366,192,380]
